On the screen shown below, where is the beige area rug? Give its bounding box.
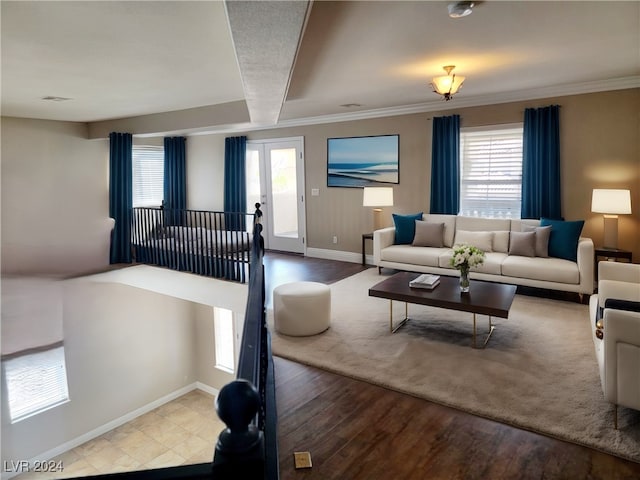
[268,268,640,463]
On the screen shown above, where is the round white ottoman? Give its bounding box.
[273,281,331,336]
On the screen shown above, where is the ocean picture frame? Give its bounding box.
[327,134,399,187]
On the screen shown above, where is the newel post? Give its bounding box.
[213,379,264,477]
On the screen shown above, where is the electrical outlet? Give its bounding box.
[332,235,338,244]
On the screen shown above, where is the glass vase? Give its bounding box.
[459,267,470,293]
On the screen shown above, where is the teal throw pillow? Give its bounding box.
[393,212,423,244]
[540,218,584,262]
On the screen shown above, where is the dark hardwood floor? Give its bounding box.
[263,251,367,307]
[264,251,640,480]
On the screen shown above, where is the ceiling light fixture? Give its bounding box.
[431,65,465,101]
[448,1,475,18]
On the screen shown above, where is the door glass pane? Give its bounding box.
[270,148,298,238]
[245,149,261,234]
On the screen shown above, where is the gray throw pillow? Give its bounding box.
[522,224,551,257]
[509,231,536,257]
[412,221,444,247]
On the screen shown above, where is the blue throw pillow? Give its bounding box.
[540,218,584,262]
[393,213,423,244]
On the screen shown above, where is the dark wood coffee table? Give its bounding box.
[368,271,517,348]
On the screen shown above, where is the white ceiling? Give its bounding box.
[2,1,639,132]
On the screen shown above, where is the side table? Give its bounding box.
[594,247,633,281]
[362,233,374,266]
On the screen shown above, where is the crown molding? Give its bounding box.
[140,76,640,137]
[270,76,640,129]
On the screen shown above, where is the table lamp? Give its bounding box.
[363,187,394,231]
[591,189,632,249]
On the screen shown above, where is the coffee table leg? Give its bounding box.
[473,314,495,349]
[390,300,410,333]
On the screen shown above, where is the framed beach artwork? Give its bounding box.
[327,134,399,187]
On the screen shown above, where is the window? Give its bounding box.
[459,124,523,219]
[214,307,235,373]
[132,145,164,207]
[3,346,70,423]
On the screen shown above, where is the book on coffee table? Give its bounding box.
[409,274,440,289]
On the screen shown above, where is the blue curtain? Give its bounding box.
[109,132,132,263]
[164,137,187,211]
[430,115,460,214]
[522,105,561,219]
[164,137,187,226]
[224,136,247,230]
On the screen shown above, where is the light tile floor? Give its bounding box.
[15,390,225,479]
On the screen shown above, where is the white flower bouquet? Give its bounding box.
[450,244,486,271]
[450,244,485,292]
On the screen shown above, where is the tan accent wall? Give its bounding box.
[241,88,639,261]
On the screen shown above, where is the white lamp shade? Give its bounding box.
[432,74,465,95]
[591,189,632,214]
[363,187,394,207]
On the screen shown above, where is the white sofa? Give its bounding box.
[373,214,594,296]
[589,261,640,428]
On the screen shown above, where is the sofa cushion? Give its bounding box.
[381,245,442,267]
[540,218,584,262]
[511,219,539,232]
[438,251,505,275]
[454,230,494,252]
[412,221,444,247]
[509,231,536,257]
[522,225,551,257]
[423,214,456,247]
[456,216,511,232]
[393,212,423,244]
[502,256,580,284]
[493,231,510,253]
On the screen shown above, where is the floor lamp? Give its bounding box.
[363,187,394,231]
[591,189,632,249]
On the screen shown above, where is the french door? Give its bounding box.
[246,137,306,253]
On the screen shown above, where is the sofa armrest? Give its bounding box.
[599,261,640,284]
[602,308,640,408]
[576,237,594,294]
[597,263,640,309]
[373,227,396,265]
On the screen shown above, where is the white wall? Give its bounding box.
[186,134,225,211]
[0,118,248,467]
[1,278,197,464]
[0,118,229,274]
[1,117,111,275]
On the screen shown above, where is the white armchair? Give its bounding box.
[589,261,640,428]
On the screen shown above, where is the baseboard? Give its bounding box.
[8,384,199,479]
[305,247,365,264]
[195,381,220,398]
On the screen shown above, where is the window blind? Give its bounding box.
[4,345,70,423]
[132,145,164,208]
[459,125,523,219]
